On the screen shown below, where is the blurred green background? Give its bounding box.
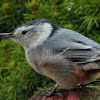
[0,0,100,100]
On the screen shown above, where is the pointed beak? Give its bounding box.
[0,33,14,38]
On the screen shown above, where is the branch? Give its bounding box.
[28,86,100,100]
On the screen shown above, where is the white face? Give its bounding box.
[11,22,53,49]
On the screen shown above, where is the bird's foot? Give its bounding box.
[43,87,55,96]
[40,86,64,100]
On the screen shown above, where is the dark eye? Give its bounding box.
[22,31,27,35]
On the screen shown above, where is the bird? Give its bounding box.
[0,18,100,95]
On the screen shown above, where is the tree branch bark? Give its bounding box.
[28,86,100,100]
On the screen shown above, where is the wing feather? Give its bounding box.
[44,28,100,64]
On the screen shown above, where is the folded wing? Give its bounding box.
[45,28,100,64]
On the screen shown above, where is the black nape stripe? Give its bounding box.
[48,24,58,38]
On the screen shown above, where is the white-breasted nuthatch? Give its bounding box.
[0,18,100,91]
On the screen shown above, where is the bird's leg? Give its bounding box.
[43,84,59,96]
[43,84,64,100]
[40,84,63,99]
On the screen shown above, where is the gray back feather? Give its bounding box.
[43,28,100,64]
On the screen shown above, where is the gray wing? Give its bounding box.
[44,28,100,64]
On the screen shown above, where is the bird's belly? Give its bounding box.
[25,49,44,75]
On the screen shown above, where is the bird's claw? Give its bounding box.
[42,87,56,96]
[54,93,64,100]
[40,87,64,100]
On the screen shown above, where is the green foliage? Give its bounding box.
[0,0,27,32]
[0,0,100,100]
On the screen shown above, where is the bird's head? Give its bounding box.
[0,18,58,49]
